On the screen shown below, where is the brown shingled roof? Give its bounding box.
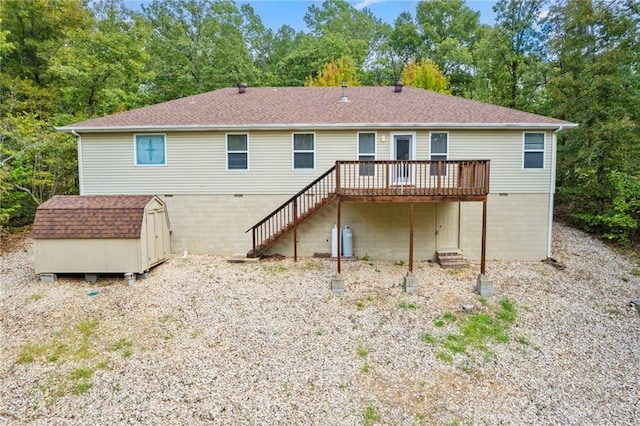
[32,195,155,239]
[60,86,574,131]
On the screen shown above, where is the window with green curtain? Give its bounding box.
[135,134,165,165]
[293,133,314,169]
[227,134,248,170]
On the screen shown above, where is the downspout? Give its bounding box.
[547,126,563,257]
[71,130,84,195]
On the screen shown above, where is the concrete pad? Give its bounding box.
[476,274,494,297]
[404,272,419,294]
[39,273,57,283]
[124,272,136,285]
[85,274,98,283]
[228,253,260,263]
[331,274,345,294]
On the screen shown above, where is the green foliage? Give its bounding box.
[426,299,519,368]
[401,59,451,93]
[362,403,380,426]
[305,56,360,87]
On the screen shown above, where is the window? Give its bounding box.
[358,132,376,176]
[523,132,545,169]
[227,134,248,170]
[293,133,315,169]
[430,132,448,176]
[135,134,166,165]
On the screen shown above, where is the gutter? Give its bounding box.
[547,126,564,257]
[57,122,579,133]
[71,130,84,195]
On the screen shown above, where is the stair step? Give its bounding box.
[436,250,467,269]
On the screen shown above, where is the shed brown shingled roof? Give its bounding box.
[32,195,155,239]
[60,86,574,131]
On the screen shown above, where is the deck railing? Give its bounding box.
[247,160,489,257]
[336,160,490,197]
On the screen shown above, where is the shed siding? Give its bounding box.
[35,239,141,274]
[80,129,553,195]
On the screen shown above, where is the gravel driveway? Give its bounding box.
[1,223,639,425]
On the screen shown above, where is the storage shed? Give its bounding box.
[33,195,171,277]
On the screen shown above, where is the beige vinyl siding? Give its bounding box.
[35,239,141,274]
[459,193,550,261]
[447,130,553,193]
[80,129,553,195]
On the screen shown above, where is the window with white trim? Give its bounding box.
[358,132,376,176]
[430,132,448,176]
[135,134,166,165]
[523,132,545,169]
[227,134,248,170]
[293,133,315,169]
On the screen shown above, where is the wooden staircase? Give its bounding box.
[436,250,468,269]
[246,166,337,258]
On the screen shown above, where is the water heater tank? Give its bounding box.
[331,225,338,257]
[342,225,353,257]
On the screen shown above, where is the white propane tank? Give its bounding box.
[331,224,338,257]
[342,225,353,257]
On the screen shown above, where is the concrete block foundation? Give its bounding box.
[476,274,494,297]
[39,273,57,283]
[331,274,345,294]
[403,272,419,294]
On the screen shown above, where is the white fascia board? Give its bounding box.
[58,122,578,133]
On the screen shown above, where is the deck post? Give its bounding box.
[481,197,487,275]
[337,198,341,274]
[293,199,298,262]
[409,202,414,273]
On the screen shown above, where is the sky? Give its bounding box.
[126,1,498,31]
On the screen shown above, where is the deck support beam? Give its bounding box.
[481,197,487,275]
[293,199,298,262]
[337,198,341,275]
[409,202,414,273]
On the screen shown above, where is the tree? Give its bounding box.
[142,0,258,102]
[547,0,640,244]
[415,0,484,96]
[475,0,548,110]
[304,57,361,86]
[401,59,451,93]
[48,0,151,118]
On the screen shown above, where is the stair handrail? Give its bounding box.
[245,164,337,233]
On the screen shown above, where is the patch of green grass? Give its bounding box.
[29,293,44,302]
[425,299,519,369]
[420,333,437,344]
[374,268,381,273]
[362,403,380,426]
[630,268,640,276]
[355,300,365,310]
[262,263,287,274]
[356,345,369,359]
[394,260,405,266]
[361,253,370,261]
[107,338,133,352]
[397,301,419,310]
[361,362,371,373]
[16,344,47,364]
[315,329,324,336]
[516,335,530,345]
[76,319,98,338]
[70,367,94,380]
[477,296,488,305]
[621,276,630,282]
[122,349,133,358]
[190,329,203,339]
[72,381,92,395]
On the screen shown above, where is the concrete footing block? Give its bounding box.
[404,272,419,294]
[476,274,494,297]
[137,272,149,280]
[39,273,57,283]
[85,274,98,283]
[124,272,136,285]
[331,273,345,294]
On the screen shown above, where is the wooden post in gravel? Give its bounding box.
[404,202,418,293]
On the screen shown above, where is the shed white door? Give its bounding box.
[147,208,165,265]
[436,202,459,250]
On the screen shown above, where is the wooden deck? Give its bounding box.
[247,160,490,261]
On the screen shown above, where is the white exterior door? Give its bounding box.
[436,202,459,250]
[391,133,415,184]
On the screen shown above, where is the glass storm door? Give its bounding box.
[393,134,413,184]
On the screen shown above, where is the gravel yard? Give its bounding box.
[1,223,639,425]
